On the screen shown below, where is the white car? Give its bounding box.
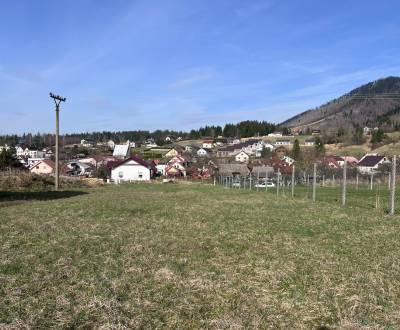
[254,181,275,188]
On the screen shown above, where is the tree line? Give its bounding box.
[0,120,278,148]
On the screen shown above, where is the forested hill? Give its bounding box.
[281,76,400,135]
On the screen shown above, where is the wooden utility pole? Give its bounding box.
[390,155,396,215]
[50,93,66,191]
[312,163,317,202]
[342,160,347,206]
[291,165,295,198]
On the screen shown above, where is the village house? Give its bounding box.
[110,156,156,182]
[165,147,182,158]
[228,138,241,145]
[217,146,235,158]
[156,163,167,176]
[197,148,210,157]
[30,159,56,175]
[80,139,95,147]
[27,150,46,158]
[107,140,115,150]
[357,154,389,174]
[304,139,315,146]
[321,156,341,169]
[215,137,228,146]
[202,140,214,149]
[127,141,136,148]
[0,144,10,152]
[274,139,292,146]
[312,129,321,136]
[235,150,250,163]
[16,146,29,157]
[268,132,283,137]
[184,145,199,153]
[264,142,274,151]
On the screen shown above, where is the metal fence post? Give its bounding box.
[356,173,359,190]
[291,165,295,198]
[257,171,260,192]
[312,163,317,202]
[342,160,347,206]
[390,155,396,215]
[370,173,374,191]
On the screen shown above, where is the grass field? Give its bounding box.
[1,183,400,328]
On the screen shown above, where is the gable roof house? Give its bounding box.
[357,154,389,174]
[30,159,56,175]
[110,156,156,182]
[217,146,236,158]
[29,159,68,175]
[165,147,182,158]
[235,151,250,163]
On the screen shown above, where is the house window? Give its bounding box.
[118,171,123,178]
[138,172,143,179]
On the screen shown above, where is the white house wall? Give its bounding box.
[111,161,151,182]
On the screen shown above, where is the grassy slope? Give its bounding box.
[1,184,400,329]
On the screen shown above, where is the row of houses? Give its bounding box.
[322,154,390,174]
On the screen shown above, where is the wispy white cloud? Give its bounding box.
[167,67,215,90]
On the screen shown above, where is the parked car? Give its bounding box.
[255,180,275,188]
[232,180,241,188]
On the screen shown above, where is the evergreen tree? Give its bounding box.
[291,139,301,159]
[314,137,325,155]
[0,148,21,170]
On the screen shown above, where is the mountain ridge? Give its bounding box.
[281,76,400,135]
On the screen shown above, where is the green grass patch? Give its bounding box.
[1,184,400,328]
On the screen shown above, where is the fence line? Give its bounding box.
[216,156,399,215]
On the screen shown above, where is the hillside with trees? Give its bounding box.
[281,76,400,138]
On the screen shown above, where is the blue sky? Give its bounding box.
[1,0,400,134]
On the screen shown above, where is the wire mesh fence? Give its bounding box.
[215,156,399,214]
